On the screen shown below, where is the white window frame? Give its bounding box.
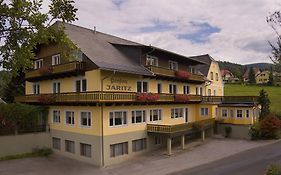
[52,54,61,66]
[200,108,209,116]
[169,83,177,94]
[171,108,184,119]
[34,59,43,69]
[131,110,146,124]
[75,78,87,92]
[222,109,228,118]
[169,60,178,71]
[52,109,61,124]
[157,82,162,94]
[183,85,189,94]
[137,81,148,93]
[53,81,61,94]
[146,55,158,66]
[65,110,75,126]
[109,111,128,127]
[236,109,243,118]
[79,111,92,128]
[149,109,162,122]
[245,109,250,118]
[32,83,40,94]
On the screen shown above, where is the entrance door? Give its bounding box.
[185,108,188,123]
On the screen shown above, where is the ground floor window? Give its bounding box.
[132,138,147,152]
[171,108,184,118]
[236,109,243,118]
[200,108,209,116]
[110,142,128,157]
[52,137,61,150]
[80,143,91,158]
[230,109,234,118]
[245,109,250,118]
[65,140,75,153]
[222,109,228,118]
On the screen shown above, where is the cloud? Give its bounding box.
[47,0,281,64]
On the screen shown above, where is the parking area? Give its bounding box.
[0,138,278,175]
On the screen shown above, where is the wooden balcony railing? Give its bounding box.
[25,61,84,81]
[147,118,215,134]
[15,92,202,104]
[147,66,205,83]
[202,96,258,104]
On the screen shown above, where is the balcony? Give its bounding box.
[147,118,215,136]
[15,92,202,104]
[147,66,205,83]
[25,61,85,82]
[202,96,258,104]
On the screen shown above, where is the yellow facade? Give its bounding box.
[206,61,224,96]
[256,71,270,84]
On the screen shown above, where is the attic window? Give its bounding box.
[52,54,61,66]
[34,59,43,69]
[146,55,158,66]
[169,60,178,71]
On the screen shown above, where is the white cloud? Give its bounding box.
[54,0,281,64]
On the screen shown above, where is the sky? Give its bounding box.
[42,1,281,64]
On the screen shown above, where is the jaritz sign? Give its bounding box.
[105,78,132,91]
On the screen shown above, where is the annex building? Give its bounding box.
[17,22,260,167]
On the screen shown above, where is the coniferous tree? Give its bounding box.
[249,68,256,84]
[258,89,271,120]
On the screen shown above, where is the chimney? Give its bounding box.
[93,26,96,34]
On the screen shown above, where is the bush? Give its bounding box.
[266,164,281,175]
[260,114,281,139]
[224,126,232,138]
[249,122,261,140]
[33,148,53,157]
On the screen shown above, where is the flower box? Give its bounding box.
[175,70,191,79]
[174,94,191,102]
[136,93,160,102]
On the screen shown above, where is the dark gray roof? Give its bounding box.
[56,22,152,76]
[189,54,215,76]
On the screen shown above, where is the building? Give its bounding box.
[192,54,224,96]
[220,69,239,83]
[16,22,259,167]
[255,70,270,84]
[243,68,260,83]
[273,72,281,86]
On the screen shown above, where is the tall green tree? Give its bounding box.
[249,67,256,84]
[258,89,271,121]
[0,0,78,74]
[268,71,274,86]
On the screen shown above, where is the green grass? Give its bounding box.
[224,84,281,113]
[0,148,52,161]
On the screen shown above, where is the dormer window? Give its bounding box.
[52,54,60,66]
[169,60,178,71]
[189,66,196,74]
[146,55,158,66]
[34,59,43,69]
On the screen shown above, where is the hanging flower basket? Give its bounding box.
[174,94,191,102]
[175,70,191,79]
[38,67,53,75]
[136,93,160,102]
[37,95,56,104]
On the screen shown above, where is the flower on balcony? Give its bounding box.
[175,70,191,79]
[38,67,53,75]
[37,95,56,104]
[174,94,191,102]
[136,93,160,102]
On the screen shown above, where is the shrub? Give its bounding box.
[224,126,232,138]
[174,94,191,102]
[249,122,261,140]
[266,164,281,175]
[260,113,281,139]
[33,147,53,157]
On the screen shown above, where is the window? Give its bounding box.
[183,85,189,94]
[230,109,234,118]
[34,59,43,69]
[216,73,219,81]
[208,89,211,96]
[52,110,60,123]
[53,82,60,94]
[137,81,148,93]
[109,111,127,126]
[132,110,146,124]
[157,83,162,94]
[149,109,162,121]
[146,55,158,66]
[215,107,218,117]
[210,72,214,80]
[200,108,209,116]
[185,108,189,123]
[132,138,147,152]
[245,109,250,118]
[236,109,243,118]
[52,54,60,65]
[52,137,61,150]
[213,90,216,96]
[65,111,75,125]
[171,108,184,119]
[222,109,228,118]
[76,79,87,92]
[110,142,128,157]
[196,87,199,95]
[154,136,162,145]
[80,143,91,158]
[65,140,75,153]
[32,83,40,94]
[169,60,178,70]
[80,111,91,127]
[169,84,177,94]
[200,87,203,95]
[189,66,196,74]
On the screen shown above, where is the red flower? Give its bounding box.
[136,93,160,102]
[175,70,191,79]
[174,94,191,102]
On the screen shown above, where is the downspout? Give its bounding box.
[100,70,116,167]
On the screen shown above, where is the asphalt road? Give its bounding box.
[170,140,281,175]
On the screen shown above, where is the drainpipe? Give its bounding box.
[100,70,116,167]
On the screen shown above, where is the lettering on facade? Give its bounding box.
[105,78,132,91]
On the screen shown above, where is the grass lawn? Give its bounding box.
[224,84,281,113]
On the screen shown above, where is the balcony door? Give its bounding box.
[185,108,188,123]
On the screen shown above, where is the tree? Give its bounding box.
[249,67,256,84]
[258,89,271,121]
[268,71,274,86]
[0,0,78,74]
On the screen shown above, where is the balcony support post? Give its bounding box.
[167,137,172,156]
[201,129,205,142]
[181,135,185,149]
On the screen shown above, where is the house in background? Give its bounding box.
[220,69,240,83]
[256,70,270,84]
[243,68,260,83]
[193,54,224,96]
[273,72,281,86]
